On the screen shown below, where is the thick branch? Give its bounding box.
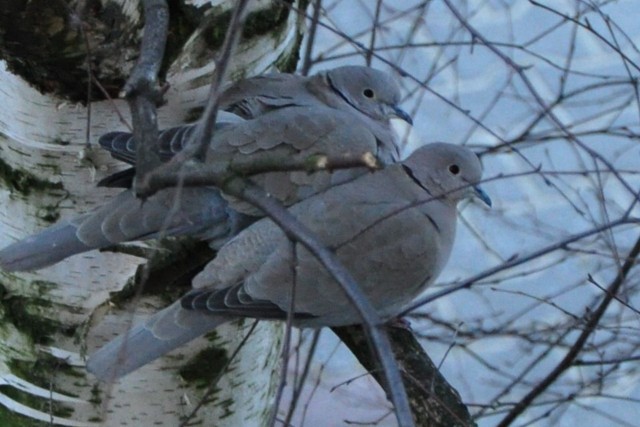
[122,0,168,97]
[335,324,476,427]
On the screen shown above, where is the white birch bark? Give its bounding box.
[0,1,305,425]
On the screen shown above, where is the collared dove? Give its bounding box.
[0,106,385,271]
[0,66,410,271]
[98,65,411,188]
[86,143,492,380]
[218,65,412,162]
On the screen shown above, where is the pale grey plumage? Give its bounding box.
[0,66,409,271]
[86,143,491,380]
[0,105,382,271]
[98,65,411,185]
[0,188,250,271]
[219,66,411,162]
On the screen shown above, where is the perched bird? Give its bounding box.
[98,65,412,188]
[86,143,492,380]
[218,65,412,162]
[0,66,411,272]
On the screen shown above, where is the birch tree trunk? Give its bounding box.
[0,1,304,425]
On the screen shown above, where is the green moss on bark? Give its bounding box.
[1,297,60,346]
[0,157,64,196]
[179,340,228,389]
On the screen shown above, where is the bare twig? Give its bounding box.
[124,0,169,193]
[231,181,415,427]
[301,0,322,75]
[496,234,640,426]
[284,330,321,425]
[192,0,251,161]
[269,240,298,427]
[442,0,639,208]
[402,216,638,315]
[366,0,384,66]
[529,0,640,73]
[139,152,378,198]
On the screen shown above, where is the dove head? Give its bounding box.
[403,143,491,206]
[324,66,413,125]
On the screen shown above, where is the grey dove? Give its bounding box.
[86,143,492,380]
[219,65,412,162]
[99,65,411,188]
[0,66,410,271]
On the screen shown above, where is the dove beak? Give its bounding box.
[388,105,413,125]
[474,186,492,207]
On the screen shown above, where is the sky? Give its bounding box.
[281,1,640,426]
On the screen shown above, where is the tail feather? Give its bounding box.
[0,188,255,272]
[87,303,225,380]
[0,220,91,271]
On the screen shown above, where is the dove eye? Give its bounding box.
[363,88,375,98]
[448,164,460,175]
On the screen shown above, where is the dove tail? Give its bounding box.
[0,220,91,271]
[87,305,227,381]
[0,188,257,272]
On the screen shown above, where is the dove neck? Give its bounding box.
[308,73,400,163]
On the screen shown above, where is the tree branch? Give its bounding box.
[496,234,640,426]
[138,152,378,197]
[117,2,410,424]
[192,0,252,162]
[335,324,476,427]
[402,216,638,315]
[229,180,416,427]
[123,0,169,194]
[442,0,639,208]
